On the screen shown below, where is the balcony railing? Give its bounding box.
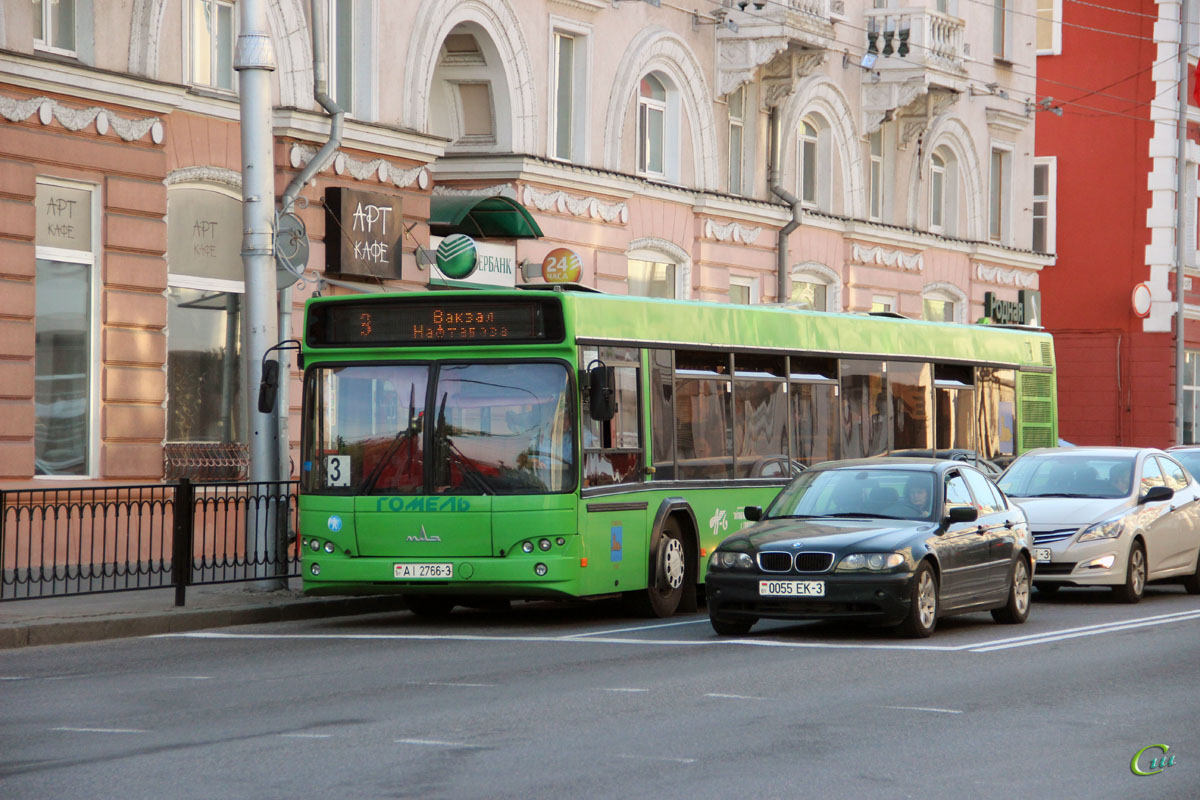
[864,8,966,75]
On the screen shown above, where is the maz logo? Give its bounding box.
[406,526,441,543]
[1131,744,1177,776]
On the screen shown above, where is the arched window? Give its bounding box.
[627,240,690,299]
[638,74,668,177]
[789,262,841,311]
[922,283,968,323]
[798,116,832,211]
[929,147,958,236]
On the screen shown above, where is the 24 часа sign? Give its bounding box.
[324,188,403,279]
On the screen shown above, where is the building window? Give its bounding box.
[33,0,76,53]
[989,148,1011,244]
[729,275,758,304]
[456,82,495,142]
[190,0,236,91]
[923,297,953,322]
[930,152,946,232]
[166,186,247,447]
[1185,351,1200,443]
[868,130,884,221]
[638,74,667,177]
[728,86,745,195]
[799,119,819,207]
[1033,157,1056,253]
[1036,0,1062,55]
[551,32,575,161]
[791,280,827,311]
[871,296,895,313]
[994,0,1012,60]
[330,0,354,112]
[627,258,675,298]
[34,180,95,477]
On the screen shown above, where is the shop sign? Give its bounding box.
[430,236,516,288]
[324,188,403,279]
[166,187,242,282]
[542,248,582,283]
[983,290,1042,327]
[36,183,92,252]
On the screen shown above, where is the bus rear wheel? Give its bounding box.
[404,595,457,618]
[625,517,687,618]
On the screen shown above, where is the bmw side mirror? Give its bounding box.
[587,361,616,422]
[1139,485,1174,504]
[945,505,978,524]
[257,359,279,414]
[744,506,762,522]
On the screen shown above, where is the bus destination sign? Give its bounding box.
[308,298,565,347]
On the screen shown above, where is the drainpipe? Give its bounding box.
[769,105,802,302]
[278,0,345,478]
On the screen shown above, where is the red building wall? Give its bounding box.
[1036,0,1179,447]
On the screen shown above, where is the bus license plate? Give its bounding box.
[759,580,824,597]
[1033,549,1052,564]
[394,563,453,579]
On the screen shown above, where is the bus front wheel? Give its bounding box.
[626,517,687,618]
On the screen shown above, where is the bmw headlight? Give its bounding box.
[1077,516,1126,542]
[836,552,906,572]
[709,551,754,570]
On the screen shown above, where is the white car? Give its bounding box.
[997,447,1200,602]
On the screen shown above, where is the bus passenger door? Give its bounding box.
[579,348,647,596]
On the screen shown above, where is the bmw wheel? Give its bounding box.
[898,561,938,638]
[991,557,1032,624]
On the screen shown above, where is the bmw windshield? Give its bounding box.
[768,468,937,522]
[302,362,576,495]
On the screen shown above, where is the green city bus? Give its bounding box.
[291,287,1057,617]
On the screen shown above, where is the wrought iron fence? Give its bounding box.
[0,479,300,605]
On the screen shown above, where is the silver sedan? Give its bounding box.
[997,446,1200,602]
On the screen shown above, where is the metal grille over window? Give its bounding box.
[164,442,249,482]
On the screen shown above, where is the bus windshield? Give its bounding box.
[302,362,575,495]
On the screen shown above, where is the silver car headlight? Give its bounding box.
[1077,516,1127,542]
[709,551,754,570]
[836,552,906,572]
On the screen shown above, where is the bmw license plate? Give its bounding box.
[394,563,453,579]
[1033,548,1052,564]
[759,580,824,597]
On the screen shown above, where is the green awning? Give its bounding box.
[428,195,543,239]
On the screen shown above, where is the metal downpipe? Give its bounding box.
[769,105,802,303]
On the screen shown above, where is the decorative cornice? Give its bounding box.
[704,219,763,244]
[165,166,243,190]
[851,243,924,272]
[0,92,164,143]
[523,185,629,224]
[974,263,1037,288]
[433,184,516,198]
[289,143,430,189]
[548,0,606,11]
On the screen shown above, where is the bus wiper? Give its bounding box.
[360,384,420,494]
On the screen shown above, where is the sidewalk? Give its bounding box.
[0,581,411,650]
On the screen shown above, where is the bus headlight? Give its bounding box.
[534,563,548,576]
[310,563,321,576]
[539,538,552,551]
[522,541,535,554]
[323,542,336,553]
[309,539,321,552]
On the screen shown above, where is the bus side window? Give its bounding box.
[582,348,643,487]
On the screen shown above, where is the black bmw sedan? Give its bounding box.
[706,459,1033,638]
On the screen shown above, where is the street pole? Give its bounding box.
[1178,0,1193,445]
[235,0,282,584]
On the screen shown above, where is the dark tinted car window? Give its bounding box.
[961,467,1001,513]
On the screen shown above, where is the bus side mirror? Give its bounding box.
[257,359,280,414]
[588,364,616,421]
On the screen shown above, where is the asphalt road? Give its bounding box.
[1,586,1198,800]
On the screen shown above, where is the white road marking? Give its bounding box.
[705,692,763,700]
[0,676,29,681]
[52,727,146,734]
[280,733,333,739]
[169,676,213,680]
[598,687,649,693]
[395,738,481,748]
[565,618,709,638]
[884,705,964,714]
[414,681,496,688]
[160,607,1200,654]
[618,754,697,765]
